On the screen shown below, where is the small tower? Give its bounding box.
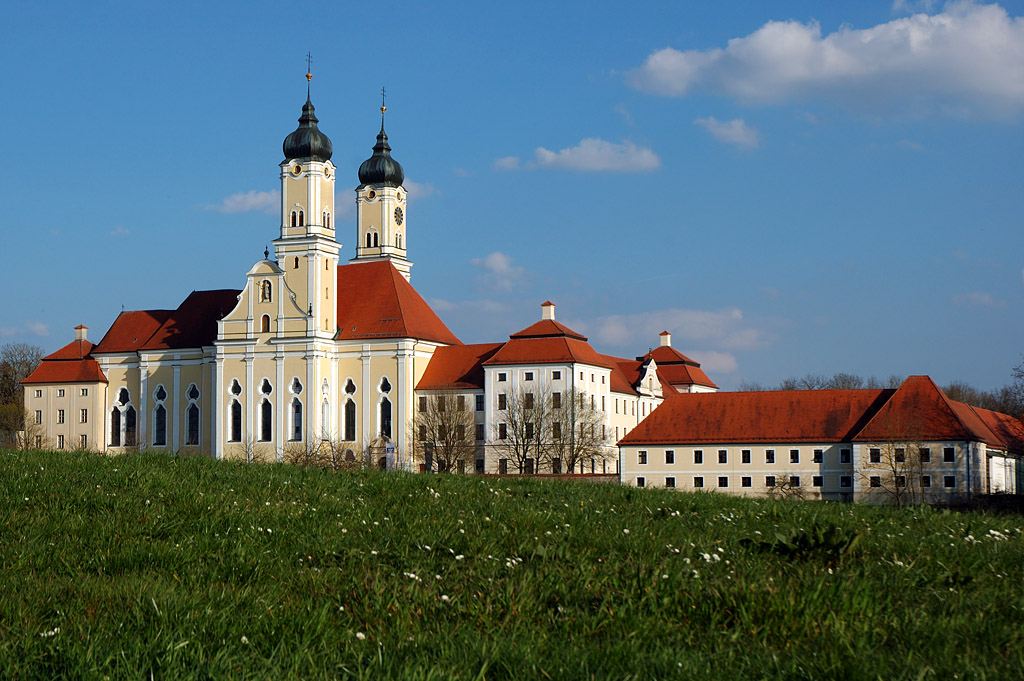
[352,92,412,280]
[272,68,340,337]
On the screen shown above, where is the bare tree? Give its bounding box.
[858,415,925,506]
[415,391,477,473]
[548,386,609,474]
[491,385,553,474]
[0,343,44,408]
[765,472,806,500]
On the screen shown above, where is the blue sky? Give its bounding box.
[2,0,1022,391]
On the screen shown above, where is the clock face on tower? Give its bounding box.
[394,206,404,226]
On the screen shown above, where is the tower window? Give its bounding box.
[298,210,304,227]
[290,211,297,228]
[261,315,270,333]
[373,232,379,247]
[366,232,372,248]
[396,232,402,248]
[323,211,331,229]
[294,257,299,269]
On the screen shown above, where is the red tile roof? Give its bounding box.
[970,406,1024,456]
[335,261,461,345]
[640,345,718,389]
[620,389,895,445]
[854,376,990,443]
[23,339,106,385]
[93,310,174,354]
[416,343,504,390]
[483,337,609,367]
[509,319,587,341]
[141,289,241,350]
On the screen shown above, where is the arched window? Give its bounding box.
[110,407,121,447]
[298,210,304,227]
[260,399,272,442]
[372,232,379,247]
[366,232,373,248]
[153,405,167,446]
[186,403,200,446]
[291,399,303,441]
[323,210,330,229]
[293,256,299,269]
[379,397,392,439]
[344,399,356,442]
[290,211,297,228]
[124,407,137,447]
[260,315,270,333]
[229,400,242,442]
[396,232,402,248]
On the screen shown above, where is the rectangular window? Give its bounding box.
[870,476,881,488]
[840,449,851,463]
[525,422,534,439]
[812,476,823,487]
[665,450,675,464]
[870,448,881,463]
[81,388,88,396]
[80,434,87,448]
[765,449,775,464]
[665,477,676,488]
[552,458,561,474]
[741,449,751,464]
[638,450,648,465]
[813,449,823,463]
[602,375,606,384]
[693,476,704,488]
[35,436,41,448]
[524,372,534,381]
[34,389,42,398]
[551,421,562,440]
[498,423,507,440]
[57,389,65,397]
[943,447,955,463]
[499,459,508,475]
[456,425,466,441]
[718,449,728,464]
[437,395,446,412]
[636,477,646,488]
[418,425,427,441]
[919,447,931,463]
[552,392,562,409]
[35,410,42,425]
[601,396,606,411]
[524,393,534,409]
[602,424,606,439]
[765,475,776,488]
[552,370,561,380]
[80,409,88,423]
[615,398,619,414]
[57,410,65,424]
[475,394,484,412]
[894,448,906,463]
[694,450,703,464]
[497,372,507,382]
[790,449,799,464]
[840,476,852,488]
[741,476,752,488]
[944,475,956,488]
[718,476,728,488]
[418,396,427,412]
[498,394,507,410]
[475,424,484,441]
[789,476,801,488]
[457,395,466,411]
[58,435,65,449]
[895,475,906,487]
[921,475,931,488]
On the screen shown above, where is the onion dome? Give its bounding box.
[357,123,405,188]
[282,96,333,162]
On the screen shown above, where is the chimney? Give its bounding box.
[541,301,555,321]
[74,325,88,342]
[659,330,671,347]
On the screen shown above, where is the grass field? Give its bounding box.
[1,449,1022,680]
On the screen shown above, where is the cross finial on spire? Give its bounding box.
[380,86,387,116]
[306,52,313,81]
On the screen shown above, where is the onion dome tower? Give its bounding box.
[272,65,340,339]
[352,89,412,280]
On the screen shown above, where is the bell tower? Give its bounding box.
[272,68,339,337]
[352,91,412,280]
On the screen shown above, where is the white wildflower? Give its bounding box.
[356,632,366,640]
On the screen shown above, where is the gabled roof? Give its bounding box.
[483,337,610,367]
[620,389,894,445]
[602,355,644,395]
[416,343,504,390]
[141,289,240,350]
[854,376,992,443]
[93,310,174,354]
[22,339,106,385]
[335,261,461,345]
[640,345,718,389]
[970,406,1024,456]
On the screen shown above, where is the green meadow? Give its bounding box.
[1,449,1022,680]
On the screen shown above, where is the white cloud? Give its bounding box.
[893,0,939,13]
[953,291,1004,307]
[0,328,18,338]
[470,251,527,292]
[26,321,49,337]
[686,351,739,373]
[109,226,130,237]
[614,103,635,126]
[404,180,436,199]
[694,117,760,148]
[495,138,660,173]
[576,307,776,354]
[207,189,280,214]
[897,139,926,151]
[629,3,1024,117]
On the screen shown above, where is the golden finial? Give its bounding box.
[380,86,387,115]
[306,52,313,82]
